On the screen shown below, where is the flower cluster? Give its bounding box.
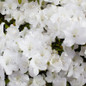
[0,0,86,86]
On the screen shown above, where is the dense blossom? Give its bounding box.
[0,0,86,86]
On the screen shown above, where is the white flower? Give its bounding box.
[0,50,19,75]
[63,23,86,46]
[81,0,86,12]
[29,59,39,77]
[0,0,86,85]
[30,75,46,86]
[49,54,63,73]
[8,72,29,86]
[11,10,25,25]
[1,0,18,15]
[60,52,72,71]
[29,52,49,77]
[0,65,5,86]
[83,63,86,78]
[67,55,84,79]
[70,75,85,86]
[53,78,66,86]
[63,46,75,59]
[45,71,58,83]
[0,2,3,11]
[79,46,86,58]
[17,55,29,73]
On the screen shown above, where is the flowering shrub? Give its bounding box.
[0,0,86,86]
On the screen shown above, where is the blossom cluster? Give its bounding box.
[0,0,86,86]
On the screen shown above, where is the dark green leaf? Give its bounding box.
[24,23,30,30]
[18,24,25,32]
[3,24,7,34]
[29,58,32,61]
[74,45,81,52]
[0,13,16,34]
[0,13,5,24]
[83,84,86,86]
[28,0,36,2]
[18,22,30,32]
[3,18,16,34]
[28,0,39,4]
[56,4,62,7]
[18,0,22,4]
[71,45,74,49]
[5,74,10,86]
[80,56,86,62]
[39,70,48,76]
[51,37,64,56]
[66,81,71,86]
[46,83,52,86]
[0,0,5,2]
[9,18,16,25]
[37,0,39,4]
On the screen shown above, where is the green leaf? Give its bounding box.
[28,0,35,2]
[28,0,39,4]
[66,81,71,86]
[3,18,16,34]
[5,78,10,86]
[5,74,10,86]
[0,0,5,1]
[0,13,5,24]
[39,70,48,76]
[41,1,46,10]
[56,4,62,7]
[74,45,81,52]
[46,83,53,86]
[24,23,30,30]
[0,13,16,34]
[83,84,86,86]
[37,0,39,4]
[81,56,86,62]
[18,0,22,4]
[9,18,16,26]
[18,22,30,32]
[51,37,64,56]
[71,45,74,49]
